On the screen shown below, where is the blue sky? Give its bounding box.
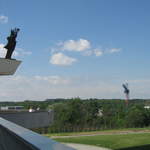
[0,0,150,101]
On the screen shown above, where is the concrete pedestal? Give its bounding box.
[0,58,21,75]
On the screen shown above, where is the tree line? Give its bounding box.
[48,98,150,133]
[1,98,150,133]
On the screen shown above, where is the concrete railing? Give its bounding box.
[0,117,75,150]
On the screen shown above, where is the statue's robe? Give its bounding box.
[4,36,16,59]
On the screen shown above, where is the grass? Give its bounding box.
[45,128,150,150]
[53,133,150,150]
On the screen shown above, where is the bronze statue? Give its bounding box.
[4,28,20,59]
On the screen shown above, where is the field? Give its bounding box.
[47,128,150,150]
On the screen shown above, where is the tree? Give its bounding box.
[126,105,146,128]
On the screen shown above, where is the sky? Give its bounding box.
[0,0,150,101]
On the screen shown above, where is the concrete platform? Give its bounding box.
[0,58,21,75]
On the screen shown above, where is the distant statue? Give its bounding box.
[4,28,20,59]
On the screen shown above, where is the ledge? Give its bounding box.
[0,58,21,75]
[0,117,75,150]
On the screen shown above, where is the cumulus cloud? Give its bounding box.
[0,44,32,58]
[94,49,103,56]
[50,39,121,56]
[49,39,122,66]
[108,48,121,53]
[82,48,103,57]
[61,39,91,51]
[0,15,8,24]
[50,52,77,66]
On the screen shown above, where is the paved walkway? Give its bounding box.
[64,143,111,150]
[52,130,150,139]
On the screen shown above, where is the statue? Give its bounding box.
[4,28,20,59]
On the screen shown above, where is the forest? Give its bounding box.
[0,98,150,133]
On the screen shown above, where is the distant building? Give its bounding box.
[144,106,150,109]
[0,106,24,111]
[97,109,103,117]
[29,108,35,112]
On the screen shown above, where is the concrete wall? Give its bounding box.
[0,110,53,129]
[0,117,75,150]
[0,125,34,150]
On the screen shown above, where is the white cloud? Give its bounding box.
[0,75,121,101]
[50,39,121,56]
[50,52,77,66]
[15,48,32,57]
[49,39,122,66]
[94,49,103,56]
[0,75,72,101]
[108,48,121,53]
[35,75,71,85]
[61,39,91,51]
[82,50,93,56]
[0,15,8,24]
[0,44,7,57]
[0,75,150,101]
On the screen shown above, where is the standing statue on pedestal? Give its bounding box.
[4,28,20,59]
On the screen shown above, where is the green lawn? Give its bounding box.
[53,133,150,150]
